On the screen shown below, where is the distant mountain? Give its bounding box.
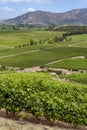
[4,8,87,25]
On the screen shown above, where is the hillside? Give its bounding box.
[4,8,87,25]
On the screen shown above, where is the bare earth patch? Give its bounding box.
[0,117,76,130]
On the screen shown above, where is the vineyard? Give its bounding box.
[0,47,87,68]
[0,30,87,69]
[62,73,87,84]
[47,58,87,70]
[0,72,87,126]
[0,30,87,129]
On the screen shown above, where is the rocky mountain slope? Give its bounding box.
[5,8,87,25]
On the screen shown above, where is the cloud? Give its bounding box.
[27,8,35,12]
[22,8,35,12]
[0,0,51,3]
[0,6,14,11]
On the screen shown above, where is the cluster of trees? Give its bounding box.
[0,24,20,30]
[62,31,86,37]
[29,38,49,45]
[48,25,87,35]
[0,23,46,30]
[53,35,66,42]
[55,25,87,34]
[15,34,69,49]
[15,43,30,48]
[15,38,49,48]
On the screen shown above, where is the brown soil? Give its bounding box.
[0,117,76,130]
[0,110,87,130]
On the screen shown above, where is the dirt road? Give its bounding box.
[0,117,77,130]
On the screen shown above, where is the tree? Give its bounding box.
[30,39,34,45]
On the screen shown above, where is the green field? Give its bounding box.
[0,30,63,48]
[47,58,87,70]
[69,34,87,47]
[71,34,87,42]
[0,30,87,68]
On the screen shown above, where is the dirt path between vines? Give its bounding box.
[0,50,39,59]
[46,56,85,65]
[0,46,60,59]
[0,117,80,130]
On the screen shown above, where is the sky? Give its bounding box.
[0,0,87,20]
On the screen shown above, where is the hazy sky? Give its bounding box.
[0,0,87,20]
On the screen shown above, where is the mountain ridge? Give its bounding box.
[4,8,87,25]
